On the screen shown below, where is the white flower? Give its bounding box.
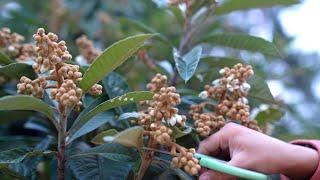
[199,91,208,99]
[242,82,251,91]
[8,45,15,52]
[103,136,115,142]
[219,68,226,75]
[227,75,235,81]
[175,114,183,124]
[227,84,234,92]
[169,116,177,126]
[211,79,220,86]
[238,97,248,104]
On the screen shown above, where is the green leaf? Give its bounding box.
[70,142,138,162]
[68,155,132,180]
[248,76,276,104]
[254,106,284,125]
[0,63,37,79]
[119,18,171,45]
[67,91,153,143]
[102,72,135,112]
[199,33,280,57]
[173,46,202,83]
[113,126,144,148]
[0,148,54,164]
[80,34,155,92]
[201,56,242,68]
[91,129,119,145]
[0,95,58,129]
[0,51,13,65]
[216,0,299,15]
[167,6,184,27]
[172,126,192,139]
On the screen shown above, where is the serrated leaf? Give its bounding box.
[173,46,202,83]
[199,33,280,57]
[113,126,144,148]
[0,95,58,129]
[80,34,155,92]
[91,129,119,145]
[0,148,54,164]
[0,51,13,65]
[67,91,153,143]
[201,56,242,68]
[68,155,132,180]
[68,143,136,180]
[255,107,284,125]
[216,0,299,15]
[248,76,276,104]
[0,63,36,79]
[119,18,172,45]
[102,72,135,112]
[70,143,137,162]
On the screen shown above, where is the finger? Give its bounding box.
[197,128,230,156]
[199,170,236,180]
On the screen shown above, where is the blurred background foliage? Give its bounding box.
[1,0,320,179]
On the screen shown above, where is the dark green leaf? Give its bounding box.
[102,72,135,112]
[0,95,58,129]
[71,142,138,162]
[68,155,132,180]
[67,91,153,143]
[0,148,54,164]
[0,51,13,65]
[174,46,202,83]
[0,63,36,79]
[119,18,171,45]
[216,0,299,15]
[201,56,242,68]
[199,33,280,57]
[248,76,276,104]
[80,34,155,92]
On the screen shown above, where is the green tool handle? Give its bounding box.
[195,153,268,180]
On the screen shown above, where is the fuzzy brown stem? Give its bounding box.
[56,62,67,180]
[57,105,67,180]
[135,138,157,180]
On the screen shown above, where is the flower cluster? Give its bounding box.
[0,27,36,61]
[150,87,186,126]
[139,73,199,175]
[171,148,201,175]
[191,63,261,136]
[32,28,72,73]
[76,35,101,63]
[17,28,102,111]
[146,73,167,92]
[17,76,47,98]
[51,80,83,108]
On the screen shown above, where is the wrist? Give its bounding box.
[281,143,319,179]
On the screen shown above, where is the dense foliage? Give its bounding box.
[0,0,303,179]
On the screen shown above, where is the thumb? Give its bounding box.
[228,155,250,170]
[199,170,237,180]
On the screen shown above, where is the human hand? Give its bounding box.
[198,123,319,180]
